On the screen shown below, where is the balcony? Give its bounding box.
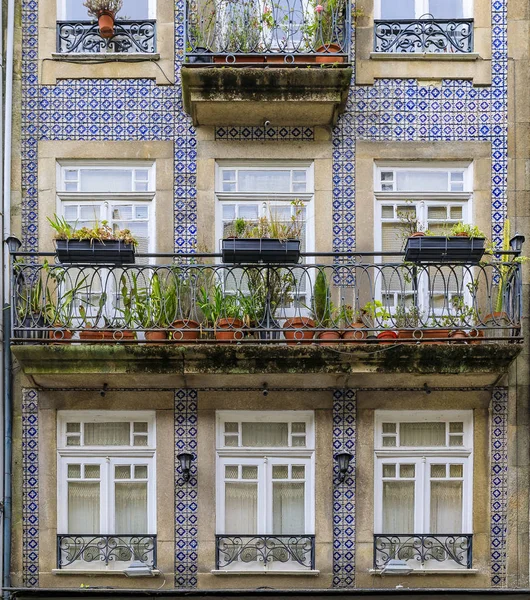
[57,534,157,571]
[215,534,315,572]
[181,0,352,125]
[56,20,157,54]
[374,534,473,571]
[9,251,523,389]
[373,17,474,54]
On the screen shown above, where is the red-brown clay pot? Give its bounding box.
[97,11,115,38]
[397,329,415,342]
[317,330,341,346]
[377,330,398,343]
[410,232,426,237]
[283,317,315,344]
[315,43,344,63]
[145,330,168,342]
[171,319,200,341]
[414,329,451,344]
[448,329,469,343]
[51,327,73,343]
[215,318,244,341]
[342,322,367,342]
[213,55,266,64]
[80,328,135,341]
[469,329,485,344]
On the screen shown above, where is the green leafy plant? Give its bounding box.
[197,284,244,326]
[312,269,332,325]
[48,213,138,246]
[448,222,486,238]
[394,304,421,329]
[83,0,123,17]
[225,200,305,241]
[362,300,390,326]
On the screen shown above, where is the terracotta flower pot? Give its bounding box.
[283,317,315,344]
[315,43,344,63]
[342,322,367,342]
[215,318,244,341]
[483,311,511,342]
[397,329,415,342]
[448,329,469,343]
[51,326,73,343]
[145,330,168,342]
[98,10,115,38]
[317,330,341,346]
[80,328,135,341]
[377,330,398,343]
[414,329,451,344]
[171,319,200,341]
[410,232,425,237]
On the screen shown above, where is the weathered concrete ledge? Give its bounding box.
[181,66,353,126]
[12,343,521,390]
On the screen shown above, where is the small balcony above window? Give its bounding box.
[373,16,474,54]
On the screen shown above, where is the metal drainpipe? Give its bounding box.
[0,0,4,590]
[3,0,16,595]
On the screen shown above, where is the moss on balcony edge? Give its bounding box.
[11,342,522,377]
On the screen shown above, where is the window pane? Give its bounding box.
[79,205,100,222]
[84,465,100,479]
[79,169,133,193]
[68,482,100,534]
[115,482,148,534]
[450,464,463,478]
[430,481,462,533]
[381,206,394,219]
[135,206,149,219]
[224,435,238,447]
[382,437,396,447]
[135,169,149,181]
[430,464,446,478]
[238,170,291,193]
[380,0,415,18]
[400,464,415,478]
[382,464,396,478]
[292,466,305,479]
[241,422,288,446]
[429,0,463,19]
[242,466,258,479]
[272,465,289,479]
[225,422,239,433]
[292,422,306,433]
[225,483,257,534]
[291,436,306,447]
[427,206,447,220]
[115,465,131,479]
[68,464,81,478]
[64,205,78,220]
[112,206,133,220]
[238,205,260,220]
[382,423,396,433]
[225,465,239,479]
[273,483,305,534]
[400,422,446,446]
[117,0,150,20]
[133,422,148,433]
[383,481,414,533]
[84,422,130,445]
[66,437,81,447]
[396,170,448,192]
[450,206,463,219]
[135,465,148,479]
[133,435,148,447]
[66,423,81,433]
[449,435,464,447]
[449,422,464,433]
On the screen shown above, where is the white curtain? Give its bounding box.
[84,422,130,446]
[273,483,305,534]
[225,483,257,534]
[238,170,291,193]
[430,481,462,533]
[383,481,414,533]
[400,422,446,446]
[115,482,148,534]
[68,482,100,533]
[241,423,288,447]
[429,0,464,19]
[396,170,448,192]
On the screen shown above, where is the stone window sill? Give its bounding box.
[52,569,161,576]
[51,52,160,62]
[370,568,478,576]
[370,52,480,61]
[211,569,320,576]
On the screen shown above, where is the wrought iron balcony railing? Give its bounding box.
[10,251,523,344]
[57,534,157,569]
[374,534,473,570]
[216,534,315,570]
[185,0,350,63]
[374,17,474,53]
[57,20,157,54]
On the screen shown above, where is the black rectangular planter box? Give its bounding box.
[55,239,136,265]
[221,238,301,264]
[404,236,486,264]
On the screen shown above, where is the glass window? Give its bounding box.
[62,0,150,20]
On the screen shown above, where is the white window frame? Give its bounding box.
[373,163,474,316]
[216,411,315,543]
[56,161,156,253]
[57,0,156,20]
[57,411,157,541]
[214,161,315,254]
[374,0,473,20]
[374,410,473,536]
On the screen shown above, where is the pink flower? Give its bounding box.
[315,4,323,13]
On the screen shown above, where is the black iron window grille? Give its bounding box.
[374,534,473,570]
[374,17,474,53]
[57,20,157,54]
[57,534,157,569]
[216,535,315,570]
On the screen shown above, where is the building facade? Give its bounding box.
[4,0,530,597]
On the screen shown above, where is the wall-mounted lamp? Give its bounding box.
[5,236,22,254]
[335,451,353,483]
[177,452,194,483]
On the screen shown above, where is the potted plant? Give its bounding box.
[362,300,395,342]
[48,269,90,342]
[221,200,304,264]
[312,0,347,63]
[167,269,202,341]
[312,270,340,344]
[14,262,52,342]
[198,284,245,341]
[49,215,137,265]
[404,222,486,264]
[132,273,169,341]
[83,0,123,38]
[394,304,421,341]
[213,0,265,63]
[78,295,136,341]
